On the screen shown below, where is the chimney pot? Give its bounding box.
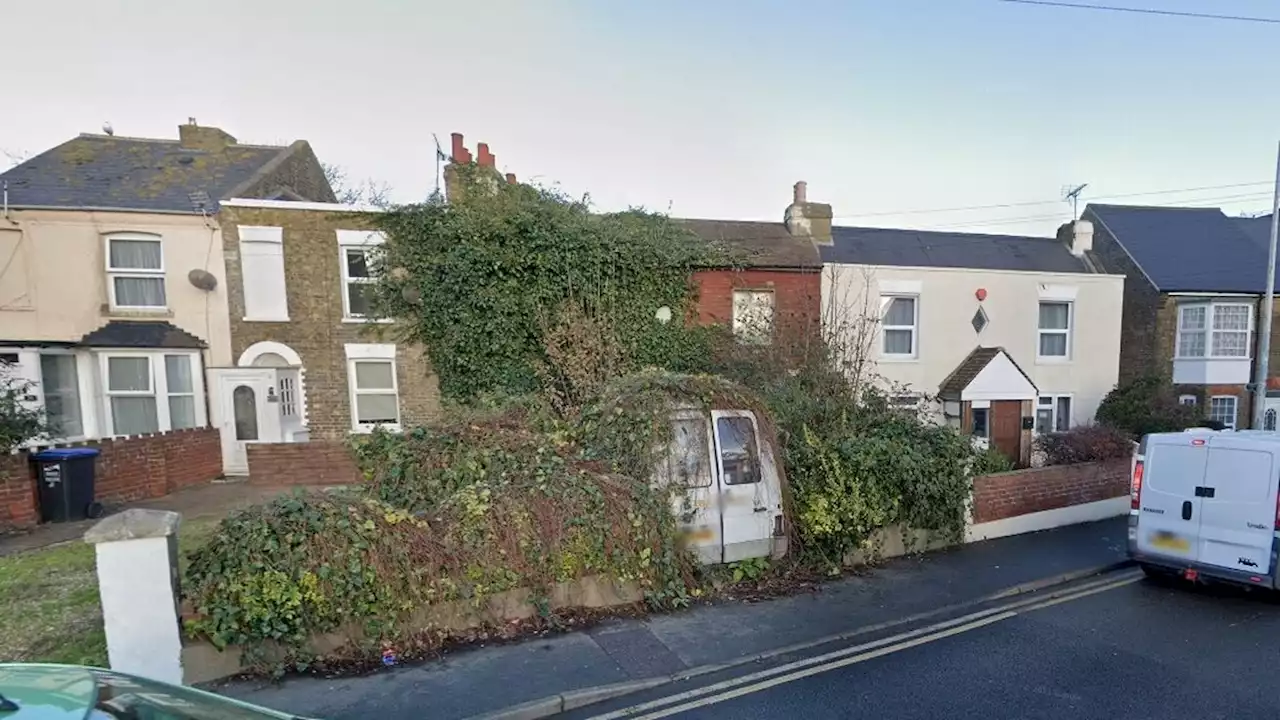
[451,133,470,164]
[477,143,495,168]
[794,181,807,204]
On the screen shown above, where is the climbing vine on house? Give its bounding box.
[372,164,723,401]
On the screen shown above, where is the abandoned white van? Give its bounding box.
[1128,428,1280,589]
[655,407,788,565]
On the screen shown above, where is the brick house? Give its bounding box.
[1084,204,1278,430]
[215,200,442,474]
[681,182,825,348]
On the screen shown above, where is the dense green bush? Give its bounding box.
[1096,375,1204,438]
[186,403,697,670]
[0,367,49,452]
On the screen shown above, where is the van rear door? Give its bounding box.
[1196,435,1278,575]
[1135,435,1208,562]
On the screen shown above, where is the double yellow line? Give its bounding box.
[589,571,1141,719]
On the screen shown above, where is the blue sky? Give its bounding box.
[4,0,1277,236]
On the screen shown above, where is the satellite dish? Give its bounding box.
[188,269,217,292]
[655,306,673,325]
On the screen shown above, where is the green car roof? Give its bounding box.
[0,665,97,720]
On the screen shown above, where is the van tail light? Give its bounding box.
[1274,487,1280,531]
[1131,459,1144,511]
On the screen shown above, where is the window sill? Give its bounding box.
[103,306,173,319]
[1035,356,1072,365]
[341,317,395,324]
[349,424,402,435]
[879,355,919,363]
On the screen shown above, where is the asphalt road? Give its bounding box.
[573,571,1280,720]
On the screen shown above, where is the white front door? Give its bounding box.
[210,369,282,475]
[1264,397,1280,431]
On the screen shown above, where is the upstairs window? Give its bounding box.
[337,230,387,321]
[1037,302,1071,359]
[238,226,289,321]
[1177,303,1251,359]
[106,234,166,309]
[881,296,918,357]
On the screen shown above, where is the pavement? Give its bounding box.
[0,480,324,557]
[217,516,1132,720]
[577,569,1280,719]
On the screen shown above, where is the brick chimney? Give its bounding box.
[444,132,511,202]
[178,118,236,152]
[783,181,833,245]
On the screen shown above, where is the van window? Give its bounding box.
[669,418,713,488]
[716,417,761,485]
[1205,447,1274,502]
[1144,443,1206,492]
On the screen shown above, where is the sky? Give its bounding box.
[3,0,1277,237]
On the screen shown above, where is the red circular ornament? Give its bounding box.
[975,288,987,301]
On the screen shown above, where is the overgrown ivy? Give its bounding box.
[371,164,721,401]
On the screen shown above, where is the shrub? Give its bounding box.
[0,366,49,452]
[1035,424,1135,466]
[970,446,1016,476]
[1096,375,1203,438]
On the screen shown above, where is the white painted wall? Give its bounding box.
[822,264,1124,427]
[965,497,1130,543]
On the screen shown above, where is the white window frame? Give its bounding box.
[337,229,391,322]
[1034,394,1073,434]
[1176,302,1253,360]
[104,232,167,311]
[98,351,206,437]
[1036,301,1072,361]
[1178,394,1198,406]
[880,294,918,359]
[344,343,401,433]
[38,350,87,441]
[731,288,775,345]
[1209,395,1238,430]
[238,225,289,322]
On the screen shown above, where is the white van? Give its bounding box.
[1128,428,1280,588]
[657,408,788,565]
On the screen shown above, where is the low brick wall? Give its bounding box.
[0,427,222,532]
[971,459,1129,525]
[246,441,362,487]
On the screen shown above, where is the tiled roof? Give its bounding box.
[937,346,1037,399]
[820,226,1091,274]
[678,218,821,269]
[79,321,206,349]
[0,134,290,213]
[1085,204,1271,293]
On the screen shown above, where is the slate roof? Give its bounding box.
[0,134,291,213]
[937,347,1037,399]
[678,219,821,269]
[1236,214,1274,254]
[1085,204,1272,293]
[79,321,206,349]
[820,226,1092,274]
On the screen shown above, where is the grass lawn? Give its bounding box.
[0,517,220,667]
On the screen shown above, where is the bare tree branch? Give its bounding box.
[322,162,393,209]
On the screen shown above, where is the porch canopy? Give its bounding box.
[938,347,1037,402]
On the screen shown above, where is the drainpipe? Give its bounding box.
[1251,141,1280,429]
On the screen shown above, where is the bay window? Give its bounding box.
[1177,302,1251,359]
[100,352,205,436]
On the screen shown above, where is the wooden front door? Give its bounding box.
[991,400,1023,464]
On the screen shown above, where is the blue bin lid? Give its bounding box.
[31,447,101,460]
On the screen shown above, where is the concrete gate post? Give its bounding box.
[84,508,184,684]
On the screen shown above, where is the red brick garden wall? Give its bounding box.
[0,427,222,532]
[971,459,1130,524]
[246,441,362,487]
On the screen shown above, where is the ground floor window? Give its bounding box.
[1209,395,1238,430]
[345,343,401,432]
[971,406,990,439]
[1178,395,1197,406]
[39,354,83,438]
[100,351,205,436]
[1035,395,1072,434]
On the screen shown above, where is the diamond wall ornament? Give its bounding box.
[971,307,989,334]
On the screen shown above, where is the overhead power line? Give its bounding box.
[908,191,1275,230]
[995,0,1280,24]
[834,181,1274,220]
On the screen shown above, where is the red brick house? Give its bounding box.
[682,182,826,347]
